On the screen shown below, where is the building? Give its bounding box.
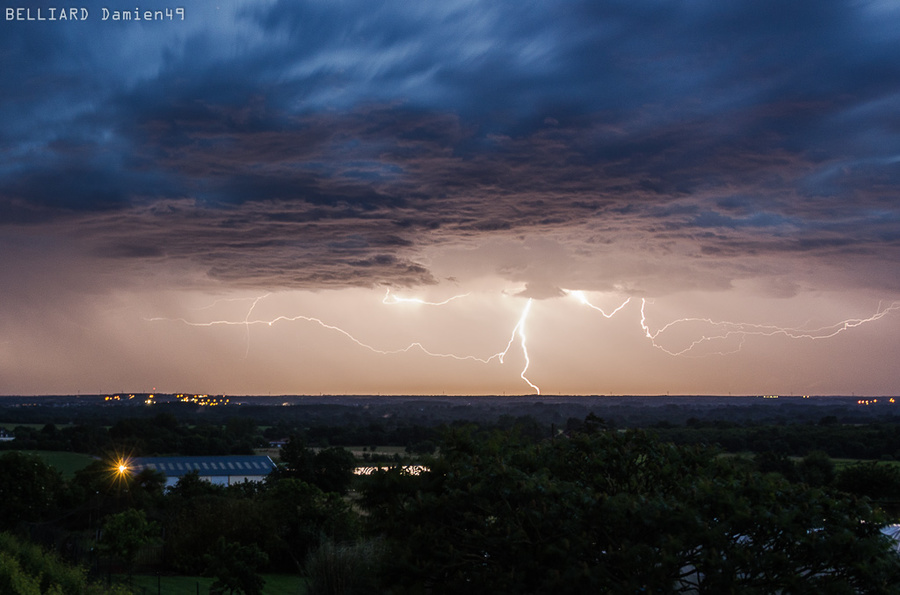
[882,525,900,553]
[128,455,277,488]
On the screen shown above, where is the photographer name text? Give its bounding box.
[6,7,185,21]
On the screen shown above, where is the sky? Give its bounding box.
[2,0,900,396]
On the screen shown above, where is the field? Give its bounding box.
[16,450,96,479]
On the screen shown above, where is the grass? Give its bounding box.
[128,573,307,595]
[15,450,96,479]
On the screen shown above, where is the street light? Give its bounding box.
[111,457,132,484]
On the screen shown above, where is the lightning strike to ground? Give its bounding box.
[514,299,539,394]
[149,290,900,394]
[148,292,540,392]
[495,298,539,393]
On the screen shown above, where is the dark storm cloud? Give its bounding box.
[2,0,900,292]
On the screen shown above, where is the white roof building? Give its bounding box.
[129,455,277,488]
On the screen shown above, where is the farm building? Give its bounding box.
[128,455,277,488]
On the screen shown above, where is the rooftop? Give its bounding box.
[129,455,276,477]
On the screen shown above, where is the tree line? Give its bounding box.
[3,416,900,593]
[362,426,900,594]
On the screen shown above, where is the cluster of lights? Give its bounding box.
[176,393,230,406]
[857,398,897,406]
[104,394,137,401]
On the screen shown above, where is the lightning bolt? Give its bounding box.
[242,293,269,358]
[381,288,471,306]
[148,292,540,392]
[149,288,899,394]
[164,293,271,359]
[192,296,268,312]
[639,298,900,357]
[517,300,539,394]
[572,290,900,357]
[568,290,631,318]
[496,298,539,394]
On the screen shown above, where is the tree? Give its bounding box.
[361,426,900,594]
[754,449,798,480]
[836,462,900,500]
[275,437,356,494]
[0,531,133,595]
[0,452,63,530]
[263,478,360,570]
[405,440,437,456]
[312,447,357,495]
[204,537,267,595]
[798,450,836,487]
[304,538,385,595]
[835,462,900,517]
[274,435,315,482]
[675,466,899,593]
[226,417,258,440]
[168,469,224,500]
[164,491,267,574]
[99,509,158,576]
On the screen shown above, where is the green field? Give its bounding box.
[14,450,96,479]
[129,573,306,595]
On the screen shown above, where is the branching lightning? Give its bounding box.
[638,298,900,357]
[148,291,541,393]
[568,290,900,357]
[148,288,900,394]
[242,293,269,358]
[496,298,539,394]
[567,290,631,318]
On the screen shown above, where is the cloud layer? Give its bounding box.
[3,0,900,295]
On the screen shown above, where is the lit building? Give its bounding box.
[128,455,276,488]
